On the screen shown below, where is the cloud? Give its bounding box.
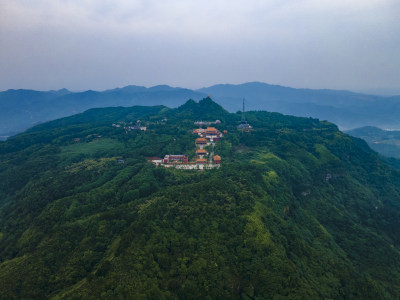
[0,0,399,91]
[3,0,396,36]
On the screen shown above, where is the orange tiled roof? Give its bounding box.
[213,155,221,160]
[206,127,218,133]
[196,158,207,163]
[196,149,207,154]
[195,138,207,143]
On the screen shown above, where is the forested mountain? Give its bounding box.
[1,98,400,299]
[2,82,400,139]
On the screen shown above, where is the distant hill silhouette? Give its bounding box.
[0,86,206,138]
[198,82,400,130]
[1,82,400,138]
[346,126,400,159]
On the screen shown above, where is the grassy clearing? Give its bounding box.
[60,138,124,157]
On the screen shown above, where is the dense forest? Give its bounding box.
[1,98,400,299]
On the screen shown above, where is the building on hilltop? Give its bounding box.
[196,149,207,158]
[196,149,207,155]
[125,120,147,131]
[195,138,208,146]
[192,128,206,135]
[196,158,207,165]
[205,127,222,141]
[205,127,218,135]
[194,121,211,126]
[237,123,252,131]
[147,157,162,164]
[194,120,222,126]
[194,128,223,141]
[163,154,188,164]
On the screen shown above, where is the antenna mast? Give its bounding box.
[237,98,252,131]
[242,98,246,123]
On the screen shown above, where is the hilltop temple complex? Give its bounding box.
[193,127,223,142]
[149,124,224,170]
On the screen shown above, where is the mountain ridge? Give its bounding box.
[1,82,400,139]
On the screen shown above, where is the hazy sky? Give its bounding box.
[1,0,399,92]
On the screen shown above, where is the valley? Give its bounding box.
[346,126,400,159]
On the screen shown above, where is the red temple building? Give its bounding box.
[213,155,221,164]
[195,138,208,145]
[196,158,207,165]
[163,154,188,164]
[196,149,207,156]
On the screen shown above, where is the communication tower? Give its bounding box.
[237,98,252,131]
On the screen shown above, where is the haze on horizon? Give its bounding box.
[1,0,399,93]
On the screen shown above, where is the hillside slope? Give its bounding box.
[0,99,400,299]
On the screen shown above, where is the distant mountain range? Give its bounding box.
[0,85,206,139]
[346,126,400,159]
[1,82,400,138]
[198,82,400,130]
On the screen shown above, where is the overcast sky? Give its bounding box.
[1,0,399,92]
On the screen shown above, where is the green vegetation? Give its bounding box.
[0,98,400,299]
[60,138,124,157]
